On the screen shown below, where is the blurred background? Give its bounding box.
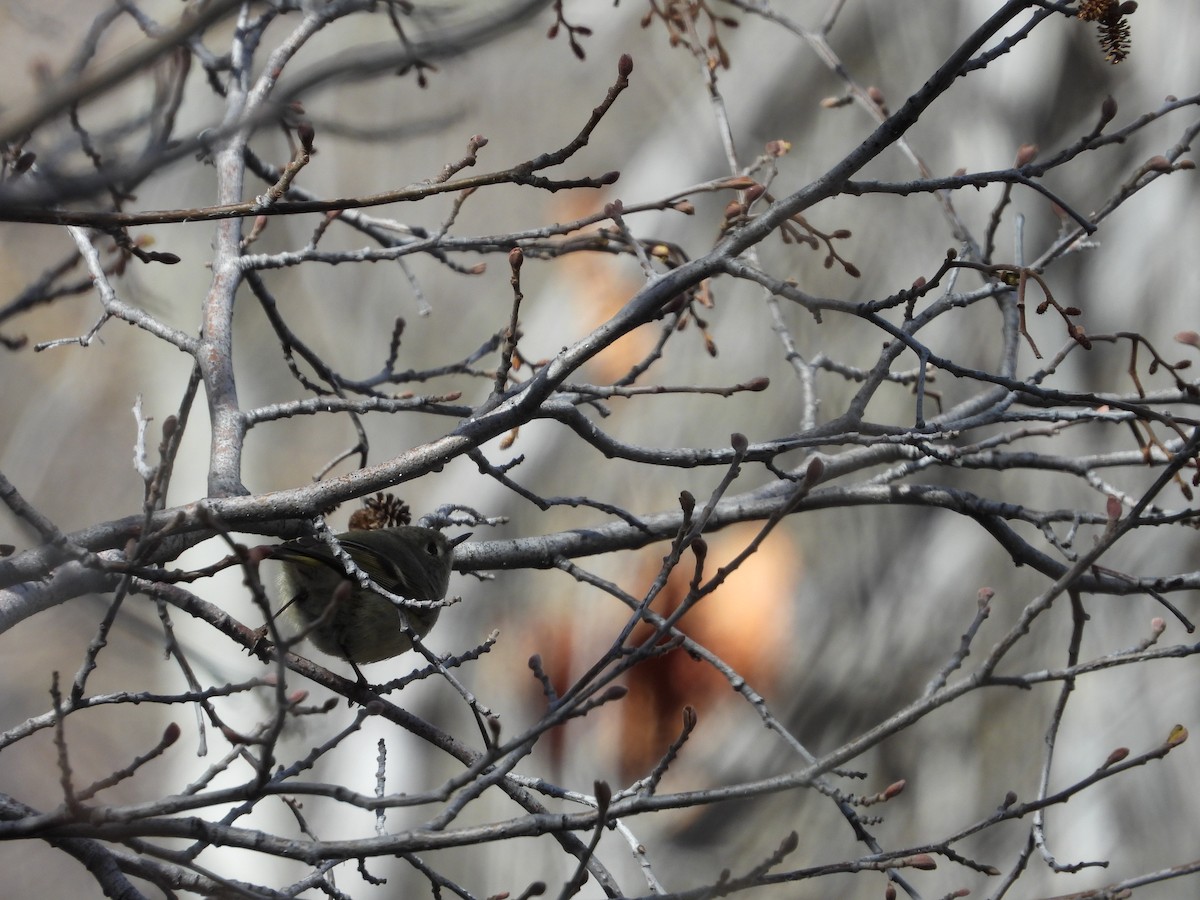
[0,1,1198,897]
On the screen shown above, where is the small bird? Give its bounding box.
[274,526,468,668]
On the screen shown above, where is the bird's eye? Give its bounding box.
[425,539,440,556]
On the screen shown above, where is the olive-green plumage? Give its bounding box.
[275,526,463,664]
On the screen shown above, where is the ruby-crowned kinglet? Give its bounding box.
[274,526,468,665]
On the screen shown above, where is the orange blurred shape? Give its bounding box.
[551,191,654,382]
[616,522,802,779]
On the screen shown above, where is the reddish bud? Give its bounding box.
[163,722,181,746]
[679,491,695,519]
[1103,747,1130,767]
[1099,95,1118,127]
[618,54,633,77]
[805,456,825,484]
[1015,143,1038,166]
[221,725,250,744]
[594,780,612,808]
[297,122,315,154]
[778,831,798,855]
[508,247,524,270]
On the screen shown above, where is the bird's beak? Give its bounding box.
[449,532,472,548]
